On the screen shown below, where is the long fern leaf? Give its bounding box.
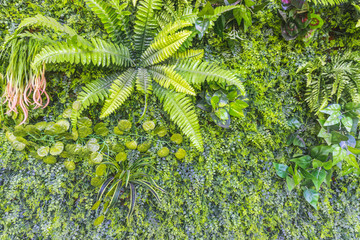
[154,85,203,151]
[175,59,245,95]
[101,68,137,118]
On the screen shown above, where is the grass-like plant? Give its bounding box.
[92,157,164,225]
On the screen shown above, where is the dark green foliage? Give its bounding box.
[1,1,360,239]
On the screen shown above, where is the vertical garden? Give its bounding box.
[1,0,360,239]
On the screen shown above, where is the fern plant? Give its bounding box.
[23,0,245,151]
[297,51,360,114]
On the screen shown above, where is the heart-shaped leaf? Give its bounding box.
[341,116,353,132]
[90,152,103,164]
[320,104,341,115]
[274,163,288,178]
[332,146,347,166]
[311,169,327,191]
[303,189,319,209]
[291,155,312,169]
[87,138,100,152]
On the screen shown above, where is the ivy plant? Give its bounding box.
[196,84,248,128]
[274,103,360,209]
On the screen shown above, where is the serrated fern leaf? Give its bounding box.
[172,49,204,61]
[308,0,350,6]
[134,0,162,54]
[32,39,133,69]
[70,74,115,127]
[149,65,195,95]
[136,68,152,94]
[175,59,245,95]
[154,85,203,151]
[16,14,77,36]
[155,20,192,41]
[85,0,122,41]
[100,68,137,118]
[141,30,192,66]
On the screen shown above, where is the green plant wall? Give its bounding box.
[1,0,360,239]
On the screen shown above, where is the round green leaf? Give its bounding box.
[142,121,155,131]
[116,152,127,162]
[273,162,288,178]
[86,138,100,152]
[157,147,170,157]
[118,119,132,131]
[43,156,57,164]
[90,152,103,164]
[50,142,64,156]
[171,134,183,144]
[96,164,107,176]
[175,148,186,160]
[125,141,137,150]
[37,146,50,157]
[64,161,76,171]
[154,126,167,137]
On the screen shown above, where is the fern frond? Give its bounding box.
[308,0,350,6]
[16,14,77,36]
[133,0,162,54]
[136,68,152,94]
[17,32,55,44]
[100,68,137,118]
[172,49,204,61]
[32,38,133,69]
[85,0,122,41]
[175,59,245,95]
[141,30,192,66]
[154,85,203,151]
[70,74,116,127]
[149,65,195,95]
[210,5,240,22]
[155,20,192,40]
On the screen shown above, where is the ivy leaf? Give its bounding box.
[324,112,341,126]
[332,146,347,166]
[50,142,64,156]
[293,135,305,148]
[293,167,303,185]
[346,154,359,169]
[195,18,210,39]
[341,116,353,132]
[312,159,323,168]
[286,176,295,191]
[215,108,229,120]
[273,162,288,178]
[303,189,319,209]
[198,2,214,17]
[320,104,341,115]
[290,155,312,169]
[211,95,220,109]
[331,131,349,144]
[348,146,360,155]
[311,169,327,191]
[229,100,248,118]
[310,145,332,161]
[317,128,331,145]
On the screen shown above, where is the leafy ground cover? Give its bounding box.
[1,0,360,239]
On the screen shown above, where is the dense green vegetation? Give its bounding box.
[1,0,360,239]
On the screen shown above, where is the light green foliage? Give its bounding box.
[1,1,360,239]
[297,51,360,113]
[15,0,245,151]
